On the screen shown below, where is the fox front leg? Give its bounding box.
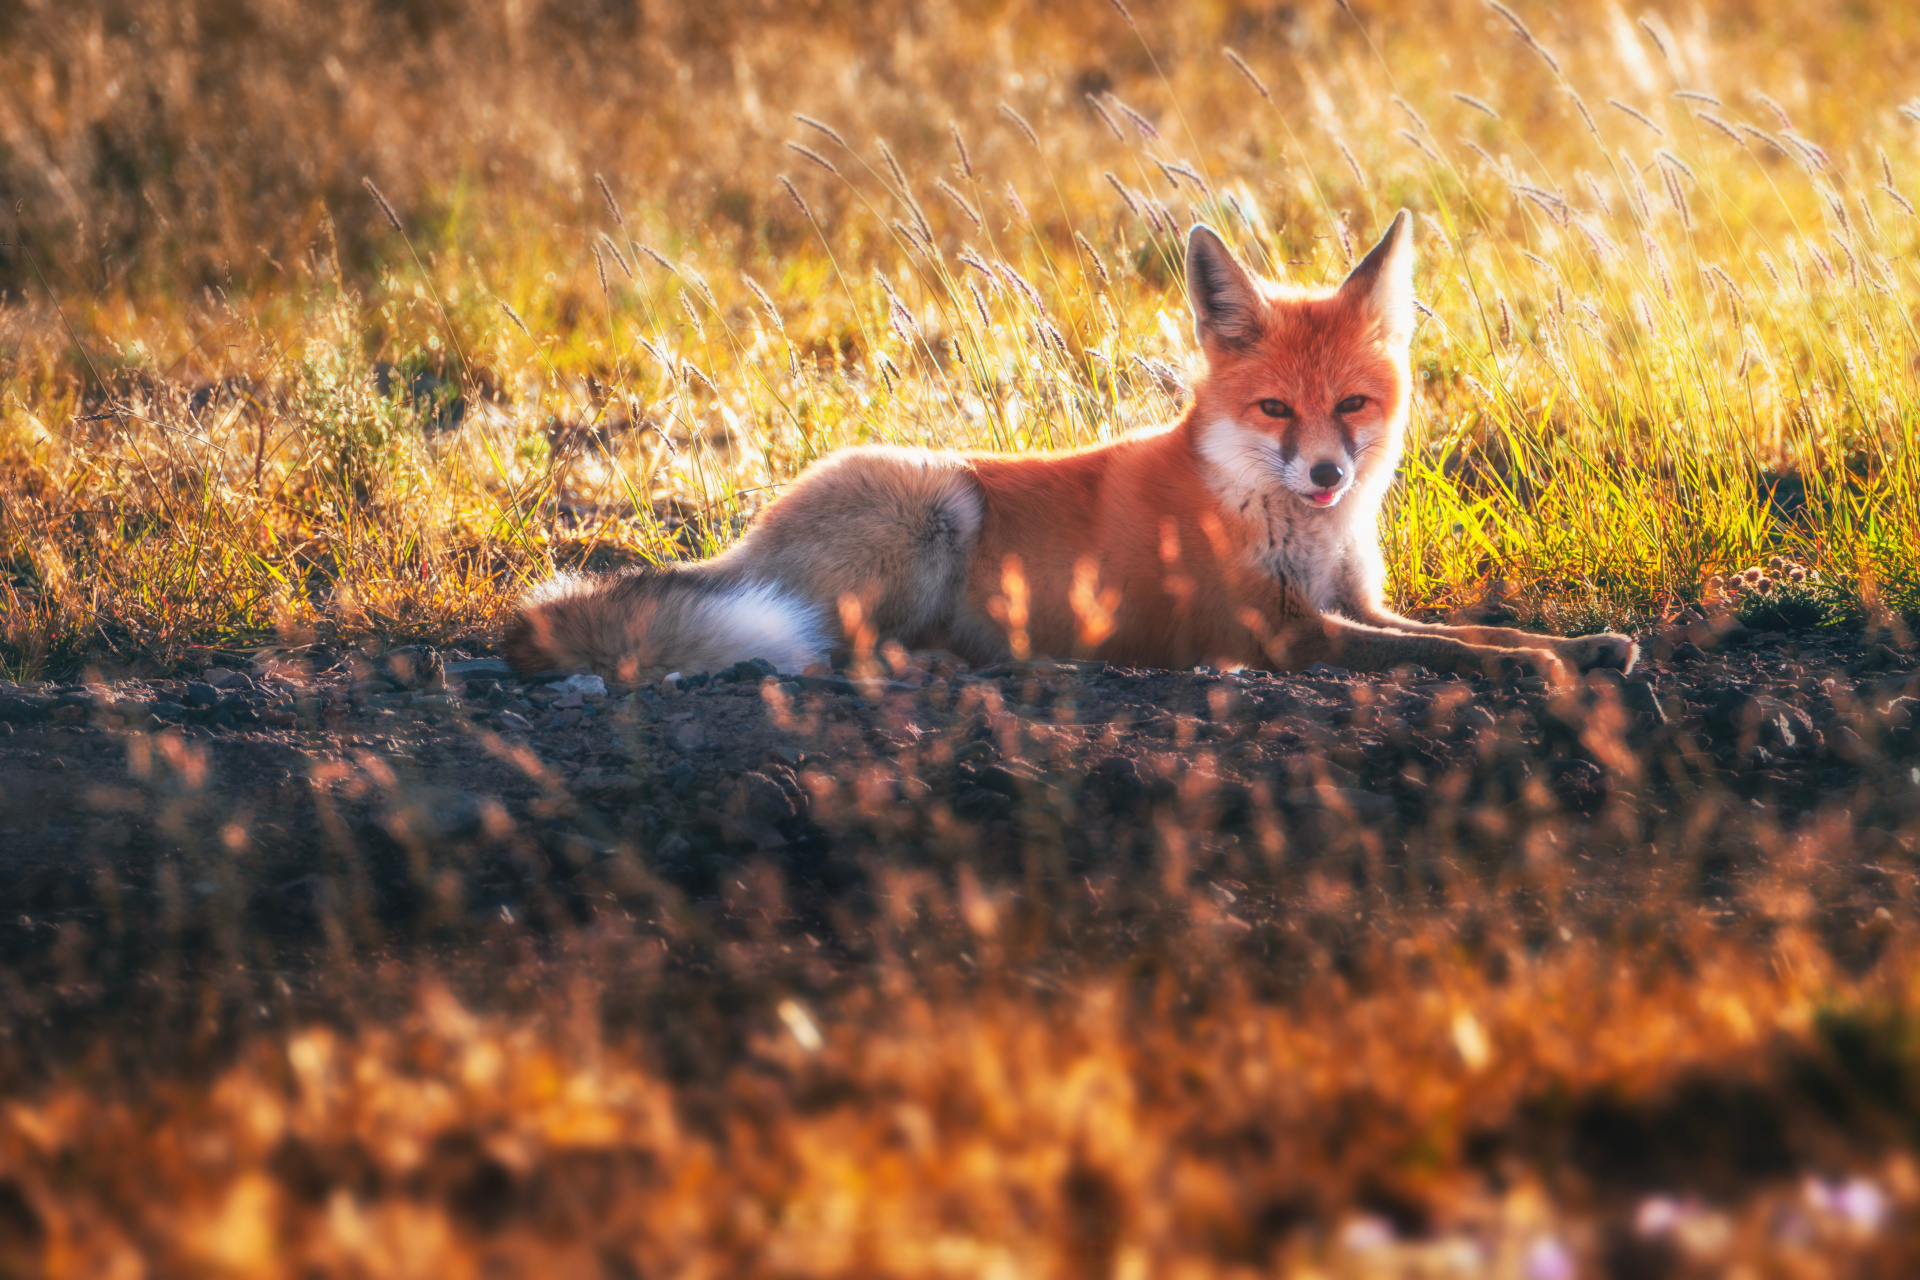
[1274,616,1571,684]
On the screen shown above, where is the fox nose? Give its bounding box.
[1308,461,1345,489]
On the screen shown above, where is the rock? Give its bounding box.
[1547,758,1610,814]
[1089,755,1145,807]
[1826,724,1869,763]
[526,667,595,685]
[494,710,535,733]
[183,682,223,708]
[446,658,517,681]
[968,761,1040,798]
[728,771,801,826]
[382,787,492,845]
[1453,704,1498,736]
[1619,680,1668,727]
[670,720,708,751]
[1710,690,1813,749]
[1580,669,1667,737]
[554,673,607,699]
[0,694,54,724]
[1640,632,1677,661]
[385,646,444,689]
[954,787,1014,821]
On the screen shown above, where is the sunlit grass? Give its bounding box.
[4,1,1920,675]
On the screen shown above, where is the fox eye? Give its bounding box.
[1336,395,1367,414]
[1257,399,1294,419]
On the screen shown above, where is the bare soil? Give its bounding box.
[1,624,1915,998]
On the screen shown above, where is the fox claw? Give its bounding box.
[1485,648,1570,685]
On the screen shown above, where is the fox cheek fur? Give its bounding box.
[506,210,1638,684]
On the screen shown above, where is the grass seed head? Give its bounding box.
[361,176,403,232]
[998,102,1039,148]
[594,173,625,227]
[778,175,815,223]
[949,122,974,180]
[1074,232,1111,287]
[1695,112,1746,147]
[793,113,849,148]
[786,141,841,177]
[1107,93,1161,141]
[1337,138,1370,192]
[1607,98,1663,136]
[1452,92,1500,120]
[1486,0,1563,74]
[1638,15,1672,62]
[1754,91,1794,129]
[1223,48,1270,100]
[935,178,983,231]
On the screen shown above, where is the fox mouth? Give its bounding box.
[1301,487,1345,508]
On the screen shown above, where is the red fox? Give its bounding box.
[506,212,1635,683]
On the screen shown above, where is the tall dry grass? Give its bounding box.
[3,0,1919,674]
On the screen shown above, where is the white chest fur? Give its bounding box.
[1194,417,1384,614]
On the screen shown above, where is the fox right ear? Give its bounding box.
[1338,209,1416,348]
[1186,224,1264,351]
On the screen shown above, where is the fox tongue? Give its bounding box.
[1309,492,1336,506]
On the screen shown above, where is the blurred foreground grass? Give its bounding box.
[3,0,1920,676]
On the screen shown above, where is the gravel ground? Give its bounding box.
[1,621,1916,952]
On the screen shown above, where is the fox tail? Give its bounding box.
[502,567,831,680]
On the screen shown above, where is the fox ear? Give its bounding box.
[1186,224,1264,351]
[1338,209,1416,348]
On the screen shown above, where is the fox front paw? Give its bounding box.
[1562,632,1638,673]
[1460,646,1570,685]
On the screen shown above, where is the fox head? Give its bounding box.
[1185,211,1416,513]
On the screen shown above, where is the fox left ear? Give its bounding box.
[1338,210,1416,348]
[1186,224,1265,352]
